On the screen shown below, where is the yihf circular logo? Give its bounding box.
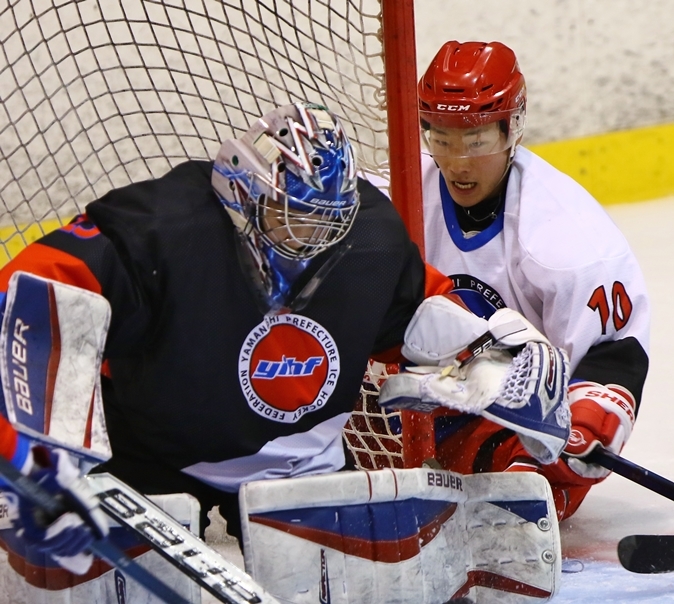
[238,314,340,423]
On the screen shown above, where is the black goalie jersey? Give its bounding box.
[0,160,451,492]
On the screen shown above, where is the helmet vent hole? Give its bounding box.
[479,102,494,111]
[278,127,289,137]
[232,155,239,166]
[481,84,493,91]
[278,162,286,172]
[312,156,323,167]
[443,87,464,93]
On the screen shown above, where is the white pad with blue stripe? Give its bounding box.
[0,271,111,464]
[241,468,561,604]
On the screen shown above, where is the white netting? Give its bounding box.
[498,342,537,408]
[343,360,404,469]
[0,0,418,472]
[0,0,390,265]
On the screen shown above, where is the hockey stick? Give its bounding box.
[0,452,279,603]
[88,473,279,604]
[584,447,674,505]
[581,448,674,574]
[0,455,191,604]
[617,535,674,574]
[454,313,545,368]
[455,330,499,367]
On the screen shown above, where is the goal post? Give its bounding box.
[381,0,424,257]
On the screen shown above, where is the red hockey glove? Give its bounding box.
[562,381,636,481]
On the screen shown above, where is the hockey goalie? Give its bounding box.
[0,103,576,604]
[0,254,566,604]
[0,241,570,604]
[239,295,570,604]
[0,271,560,604]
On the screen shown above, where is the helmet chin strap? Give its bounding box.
[507,135,523,164]
[486,143,517,201]
[495,139,520,190]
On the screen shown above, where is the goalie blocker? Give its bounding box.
[0,271,112,466]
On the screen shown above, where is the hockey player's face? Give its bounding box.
[427,123,510,207]
[260,196,318,252]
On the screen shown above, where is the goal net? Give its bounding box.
[0,0,422,469]
[0,0,422,263]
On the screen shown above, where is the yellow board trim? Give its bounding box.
[528,122,674,206]
[1,122,672,267]
[0,220,62,267]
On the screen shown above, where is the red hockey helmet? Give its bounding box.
[418,41,526,157]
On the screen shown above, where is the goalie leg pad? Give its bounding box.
[240,469,562,603]
[0,272,111,464]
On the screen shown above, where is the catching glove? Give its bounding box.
[18,447,109,575]
[401,298,550,368]
[561,381,636,482]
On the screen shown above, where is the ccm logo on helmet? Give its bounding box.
[435,104,470,112]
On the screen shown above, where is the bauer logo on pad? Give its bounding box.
[0,272,112,463]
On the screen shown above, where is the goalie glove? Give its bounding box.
[379,348,514,415]
[561,381,636,481]
[17,447,109,575]
[401,294,488,366]
[401,297,550,367]
[380,341,572,464]
[480,341,571,464]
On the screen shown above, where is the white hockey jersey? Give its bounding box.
[421,146,650,380]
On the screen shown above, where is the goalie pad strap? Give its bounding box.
[487,307,551,348]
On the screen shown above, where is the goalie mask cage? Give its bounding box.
[0,0,425,470]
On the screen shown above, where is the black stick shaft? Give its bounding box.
[586,447,674,504]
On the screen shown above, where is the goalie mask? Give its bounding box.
[418,41,526,160]
[212,102,359,313]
